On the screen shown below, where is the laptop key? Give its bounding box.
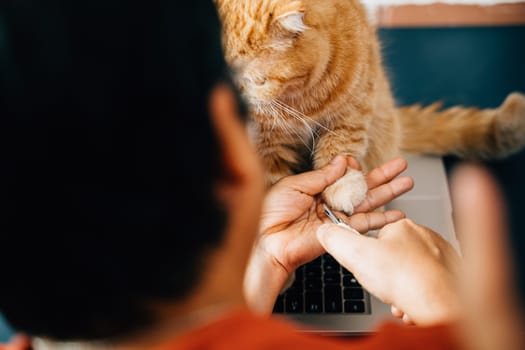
[344,300,365,313]
[286,282,302,294]
[305,292,323,313]
[324,286,342,313]
[310,257,323,267]
[343,275,361,287]
[323,273,341,285]
[295,266,304,280]
[323,254,337,263]
[323,261,340,274]
[285,293,304,313]
[304,266,322,278]
[344,287,364,300]
[280,257,370,316]
[304,278,322,290]
[273,295,284,313]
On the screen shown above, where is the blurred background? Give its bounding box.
[1,0,524,342]
[372,0,525,304]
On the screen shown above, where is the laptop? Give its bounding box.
[272,154,460,334]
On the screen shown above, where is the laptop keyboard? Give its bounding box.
[273,254,369,314]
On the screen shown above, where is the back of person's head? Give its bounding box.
[0,0,239,341]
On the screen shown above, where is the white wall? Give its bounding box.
[363,0,523,5]
[362,0,524,22]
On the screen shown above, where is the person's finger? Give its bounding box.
[452,164,511,294]
[365,157,408,189]
[451,164,525,350]
[345,157,362,170]
[316,223,375,273]
[347,210,405,232]
[402,314,415,326]
[354,176,414,213]
[391,305,404,318]
[279,156,347,196]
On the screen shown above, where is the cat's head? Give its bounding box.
[215,0,332,113]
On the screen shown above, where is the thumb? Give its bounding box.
[283,155,348,196]
[452,164,512,300]
[316,223,374,273]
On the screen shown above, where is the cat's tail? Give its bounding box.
[398,92,525,159]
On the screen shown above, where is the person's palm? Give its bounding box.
[258,156,414,274]
[259,180,323,273]
[245,156,413,314]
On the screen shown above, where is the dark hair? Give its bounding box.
[0,0,240,341]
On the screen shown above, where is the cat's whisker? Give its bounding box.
[269,100,313,151]
[270,100,315,132]
[270,100,316,153]
[269,104,280,132]
[275,100,330,136]
[281,119,312,152]
[271,100,318,136]
[272,99,312,121]
[274,99,339,137]
[273,103,324,144]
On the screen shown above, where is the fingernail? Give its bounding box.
[317,223,332,240]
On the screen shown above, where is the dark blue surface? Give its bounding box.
[379,26,525,302]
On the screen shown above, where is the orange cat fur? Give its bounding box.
[215,0,525,213]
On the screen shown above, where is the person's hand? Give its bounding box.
[244,156,414,314]
[0,335,31,350]
[452,164,525,350]
[317,217,461,326]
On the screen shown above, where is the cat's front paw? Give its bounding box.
[322,168,367,215]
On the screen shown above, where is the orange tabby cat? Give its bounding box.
[215,0,525,214]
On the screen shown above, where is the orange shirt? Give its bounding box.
[156,310,460,350]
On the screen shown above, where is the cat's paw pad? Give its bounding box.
[322,168,367,215]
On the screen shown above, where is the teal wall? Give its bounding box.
[0,314,12,342]
[379,26,525,108]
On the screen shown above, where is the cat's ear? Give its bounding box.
[275,11,309,34]
[273,0,308,35]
